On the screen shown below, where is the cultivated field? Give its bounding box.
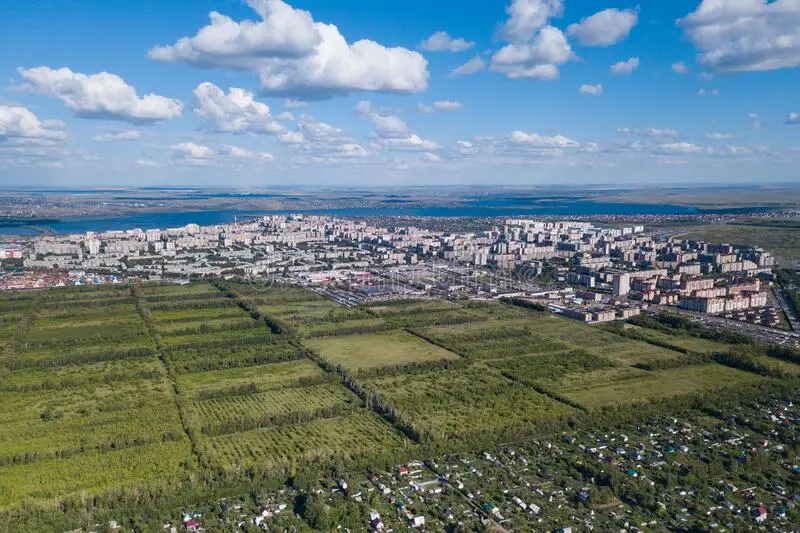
[0,284,191,509]
[365,365,575,440]
[623,326,732,354]
[307,329,460,371]
[202,411,410,471]
[0,281,784,519]
[541,364,763,408]
[140,282,409,475]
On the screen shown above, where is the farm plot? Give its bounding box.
[307,329,460,372]
[141,282,220,297]
[0,322,17,345]
[166,339,305,373]
[177,359,327,397]
[257,297,391,337]
[36,300,140,327]
[591,340,685,366]
[24,318,147,345]
[367,299,460,315]
[0,356,163,390]
[526,314,632,348]
[364,366,575,440]
[299,316,389,337]
[147,296,238,312]
[417,322,569,360]
[160,325,274,348]
[382,302,530,329]
[8,340,156,368]
[764,358,800,375]
[37,284,131,302]
[156,316,260,336]
[489,350,617,382]
[0,379,183,459]
[258,299,341,323]
[0,288,193,510]
[151,305,247,324]
[0,440,192,509]
[201,411,408,471]
[231,283,324,304]
[624,326,732,354]
[188,383,358,435]
[543,364,763,409]
[0,301,30,345]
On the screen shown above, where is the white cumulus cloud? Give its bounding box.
[456,140,478,155]
[150,0,428,99]
[418,31,474,52]
[421,152,442,162]
[192,82,283,134]
[93,130,142,142]
[498,0,564,43]
[451,56,486,76]
[418,100,463,113]
[567,8,638,47]
[787,113,800,125]
[610,57,640,74]
[18,66,182,124]
[679,0,800,73]
[705,132,734,140]
[148,0,319,68]
[374,134,439,152]
[491,26,573,80]
[220,144,274,160]
[0,104,66,142]
[657,142,704,155]
[579,84,603,95]
[172,142,216,163]
[619,127,679,137]
[280,131,305,144]
[508,130,578,147]
[672,61,690,74]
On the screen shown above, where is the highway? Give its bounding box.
[773,287,800,332]
[645,303,800,348]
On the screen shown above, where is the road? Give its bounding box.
[646,303,800,348]
[773,287,800,332]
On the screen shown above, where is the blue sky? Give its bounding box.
[1,0,799,187]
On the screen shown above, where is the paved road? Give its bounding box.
[646,304,800,348]
[773,287,800,331]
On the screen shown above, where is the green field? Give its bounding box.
[0,281,789,526]
[365,365,575,440]
[625,326,731,354]
[0,286,193,509]
[189,383,356,426]
[543,364,763,408]
[176,359,326,396]
[368,299,460,315]
[201,411,409,471]
[307,329,461,371]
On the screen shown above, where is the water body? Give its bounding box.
[0,201,709,235]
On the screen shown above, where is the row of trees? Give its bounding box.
[5,346,155,370]
[200,403,358,437]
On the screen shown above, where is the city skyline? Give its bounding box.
[1,0,800,186]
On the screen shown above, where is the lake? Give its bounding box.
[0,201,706,235]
